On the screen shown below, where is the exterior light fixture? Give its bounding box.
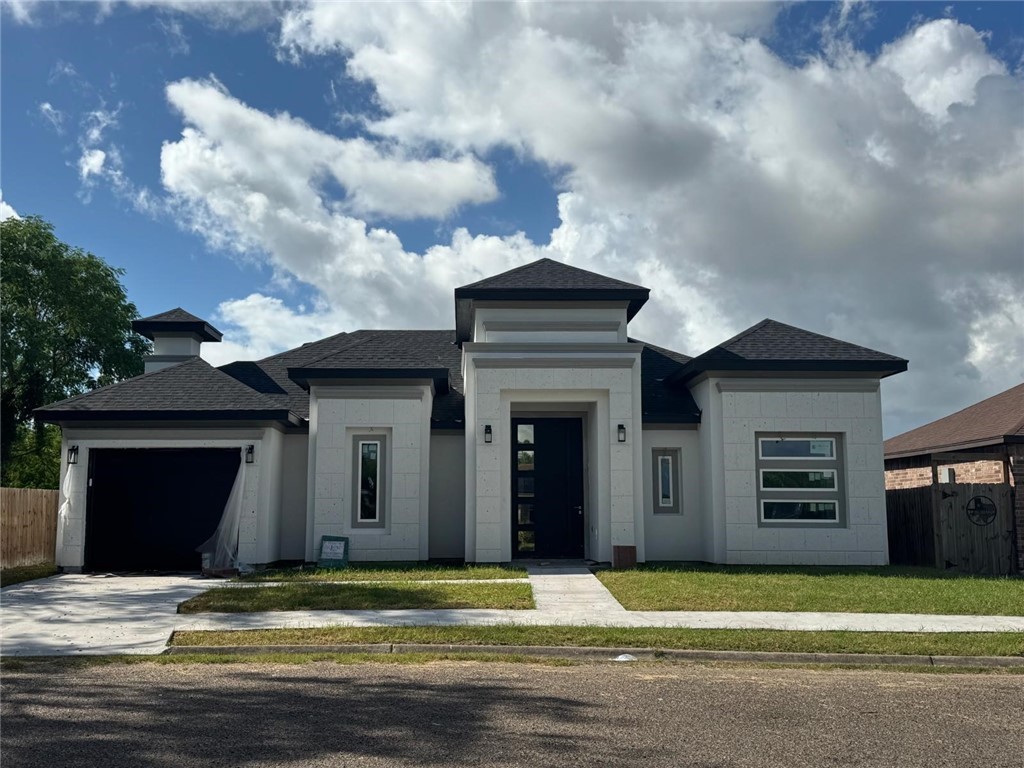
[67,445,79,465]
[245,444,255,464]
[617,424,627,443]
[484,425,493,444]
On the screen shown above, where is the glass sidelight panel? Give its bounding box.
[517,503,533,525]
[517,450,535,471]
[358,441,380,522]
[517,476,535,498]
[517,424,534,445]
[517,530,535,552]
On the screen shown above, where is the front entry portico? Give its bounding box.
[511,417,585,559]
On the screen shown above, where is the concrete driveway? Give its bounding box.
[1,574,215,656]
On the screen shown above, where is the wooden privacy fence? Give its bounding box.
[886,486,934,567]
[1,487,59,568]
[887,482,1016,575]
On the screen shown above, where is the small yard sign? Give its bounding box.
[318,536,350,569]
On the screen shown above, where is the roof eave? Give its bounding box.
[34,408,300,425]
[288,367,451,395]
[669,358,909,384]
[131,319,223,342]
[884,434,1023,460]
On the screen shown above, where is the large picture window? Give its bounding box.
[351,433,387,529]
[756,435,842,525]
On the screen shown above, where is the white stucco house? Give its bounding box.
[37,259,907,572]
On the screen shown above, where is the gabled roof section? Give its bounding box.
[454,258,650,342]
[884,383,1024,459]
[34,357,297,423]
[132,307,223,342]
[287,330,458,394]
[668,319,908,383]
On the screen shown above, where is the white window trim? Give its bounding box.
[658,454,674,508]
[757,437,836,461]
[357,439,381,523]
[758,468,837,493]
[759,499,840,525]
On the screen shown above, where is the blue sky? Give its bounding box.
[2,1,1022,436]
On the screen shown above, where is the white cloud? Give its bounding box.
[0,191,19,221]
[156,15,190,55]
[78,148,107,181]
[38,101,64,133]
[162,77,499,221]
[76,4,1020,436]
[877,19,1006,119]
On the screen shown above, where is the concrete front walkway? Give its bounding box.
[3,568,1023,656]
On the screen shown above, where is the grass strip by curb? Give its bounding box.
[164,642,1024,670]
[178,582,534,613]
[237,564,525,583]
[597,565,1024,615]
[170,626,1024,658]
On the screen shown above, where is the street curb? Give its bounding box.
[163,643,1024,668]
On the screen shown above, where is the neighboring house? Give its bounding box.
[36,258,907,572]
[884,383,1024,568]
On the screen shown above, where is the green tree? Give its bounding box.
[1,216,150,484]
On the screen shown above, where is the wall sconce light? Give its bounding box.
[67,445,79,465]
[484,425,493,444]
[245,444,255,464]
[617,424,627,443]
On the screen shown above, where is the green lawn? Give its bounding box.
[237,563,525,583]
[597,565,1024,615]
[0,563,57,588]
[179,582,534,613]
[170,626,1024,658]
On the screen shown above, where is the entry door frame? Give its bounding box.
[510,416,586,559]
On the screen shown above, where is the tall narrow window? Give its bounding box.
[658,455,673,507]
[351,433,387,528]
[358,441,380,522]
[651,448,682,514]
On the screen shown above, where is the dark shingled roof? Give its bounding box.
[220,330,467,428]
[457,258,648,292]
[630,339,701,424]
[884,383,1024,458]
[669,319,908,383]
[35,357,296,423]
[453,258,650,342]
[132,307,223,342]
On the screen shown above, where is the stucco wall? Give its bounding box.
[428,433,466,558]
[641,428,703,561]
[55,427,267,569]
[279,432,308,561]
[464,357,643,563]
[308,386,432,562]
[712,380,889,565]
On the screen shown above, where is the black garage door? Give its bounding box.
[85,448,241,572]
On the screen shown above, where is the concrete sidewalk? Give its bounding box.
[3,568,1023,656]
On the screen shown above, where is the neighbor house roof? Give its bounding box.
[131,307,223,342]
[668,319,908,383]
[884,383,1024,459]
[34,357,298,424]
[454,258,650,342]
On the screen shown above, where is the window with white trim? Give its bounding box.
[756,435,843,525]
[651,448,681,514]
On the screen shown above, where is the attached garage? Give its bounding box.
[84,448,241,572]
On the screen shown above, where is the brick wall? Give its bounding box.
[885,460,1009,490]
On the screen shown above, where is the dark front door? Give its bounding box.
[512,418,584,558]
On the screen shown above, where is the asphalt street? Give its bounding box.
[2,660,1021,767]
